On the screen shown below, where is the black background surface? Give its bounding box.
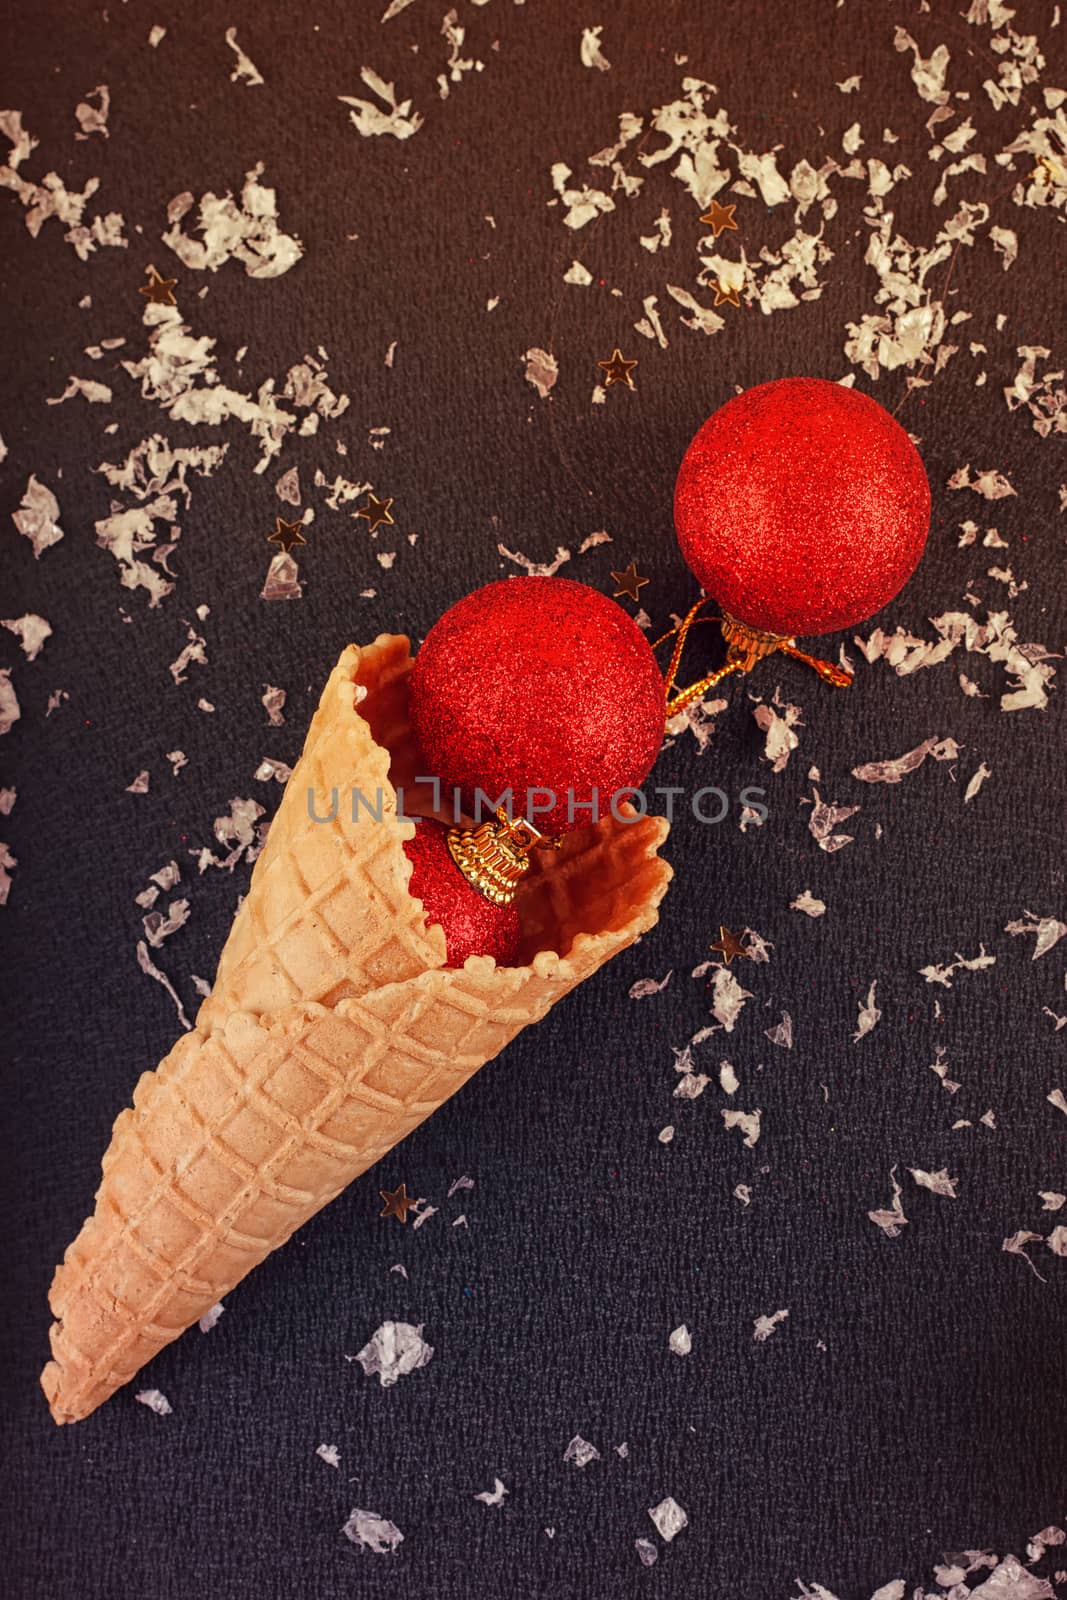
[1,2,1065,1597]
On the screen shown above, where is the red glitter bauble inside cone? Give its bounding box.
[673,376,931,638]
[403,819,521,968]
[409,576,665,836]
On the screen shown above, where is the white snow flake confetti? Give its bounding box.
[765,1013,793,1049]
[1047,1089,1067,1119]
[261,684,286,725]
[136,940,191,1030]
[47,374,112,406]
[851,737,949,784]
[1002,1231,1047,1282]
[0,108,127,259]
[630,971,672,998]
[261,552,303,601]
[1039,1192,1066,1212]
[135,1388,172,1415]
[353,1320,434,1387]
[341,1509,404,1553]
[339,68,423,141]
[563,1435,602,1467]
[722,1108,761,1149]
[805,787,860,852]
[635,1538,659,1566]
[753,1309,789,1343]
[225,28,264,87]
[316,1444,340,1468]
[669,1324,692,1356]
[11,475,64,557]
[164,165,301,278]
[497,542,570,576]
[473,1478,509,1507]
[909,1168,959,1198]
[2,614,51,661]
[919,946,996,987]
[791,890,826,917]
[1004,913,1066,960]
[852,982,882,1043]
[198,1301,225,1332]
[580,27,611,72]
[74,85,109,140]
[965,762,993,802]
[521,347,558,398]
[868,1165,908,1238]
[169,627,208,686]
[0,842,16,905]
[753,699,803,770]
[1047,1228,1067,1258]
[126,771,149,794]
[709,966,754,1032]
[648,1496,688,1543]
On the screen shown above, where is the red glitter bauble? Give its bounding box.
[409,576,665,835]
[403,819,521,968]
[673,376,931,637]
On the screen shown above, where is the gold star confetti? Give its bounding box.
[611,561,649,603]
[356,492,395,533]
[267,515,308,553]
[709,925,750,966]
[712,280,742,309]
[138,267,178,307]
[699,199,738,238]
[379,1182,417,1223]
[597,348,638,389]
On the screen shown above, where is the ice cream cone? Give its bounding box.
[41,636,671,1425]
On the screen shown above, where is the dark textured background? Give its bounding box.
[1,2,1065,1597]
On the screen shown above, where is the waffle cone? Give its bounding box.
[41,636,672,1424]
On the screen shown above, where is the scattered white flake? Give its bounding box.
[1004,346,1067,438]
[948,463,1017,500]
[94,437,227,605]
[143,898,191,948]
[615,1441,629,1458]
[919,946,996,987]
[580,26,611,71]
[497,542,570,576]
[550,161,615,230]
[658,1124,675,1143]
[563,258,593,285]
[339,67,423,141]
[198,1301,225,1332]
[169,627,208,685]
[634,293,668,346]
[635,1538,659,1566]
[148,25,166,46]
[851,737,948,784]
[928,1045,961,1095]
[521,347,558,398]
[473,1478,509,1507]
[630,970,672,998]
[722,1108,761,1148]
[2,614,51,661]
[640,209,671,252]
[910,1167,959,1197]
[225,27,264,87]
[1040,1193,1066,1211]
[0,109,126,258]
[702,962,756,1034]
[11,475,64,557]
[136,940,191,1029]
[753,1309,789,1342]
[0,841,16,904]
[447,1174,474,1198]
[1046,1228,1067,1257]
[255,757,293,784]
[341,1508,404,1553]
[734,1184,752,1206]
[648,1496,688,1543]
[791,890,826,917]
[563,1434,602,1467]
[1004,912,1066,960]
[753,700,803,770]
[45,689,68,717]
[261,552,303,601]
[74,85,110,140]
[669,1324,691,1356]
[135,1388,172,1415]
[274,465,300,507]
[47,374,112,405]
[836,75,862,92]
[893,26,951,104]
[842,122,863,154]
[868,1165,908,1238]
[261,684,286,727]
[1048,1089,1067,1119]
[870,1584,906,1600]
[964,762,992,802]
[852,981,882,1043]
[719,1060,739,1095]
[164,164,301,278]
[1002,1230,1047,1282]
[765,1013,793,1049]
[126,770,149,794]
[805,787,859,852]
[0,789,15,815]
[353,1320,433,1387]
[389,1263,407,1278]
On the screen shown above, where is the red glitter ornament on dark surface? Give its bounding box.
[403,818,521,967]
[405,575,666,969]
[410,576,665,836]
[674,376,930,638]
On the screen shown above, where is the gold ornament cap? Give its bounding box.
[447,806,555,907]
